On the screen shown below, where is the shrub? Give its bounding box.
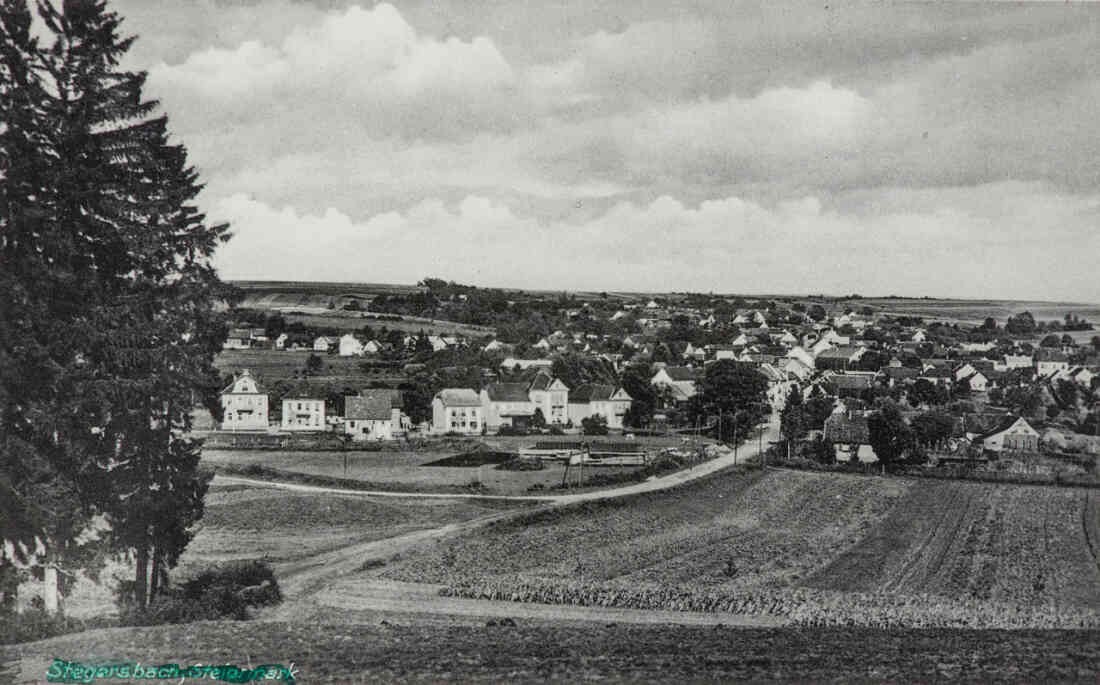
[581,415,609,436]
[121,560,281,626]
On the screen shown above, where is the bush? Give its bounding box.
[121,560,281,626]
[496,425,528,436]
[581,415,609,436]
[0,608,107,645]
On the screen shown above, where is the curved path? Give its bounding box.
[216,420,780,506]
[250,420,780,625]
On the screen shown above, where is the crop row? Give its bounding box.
[441,575,1100,629]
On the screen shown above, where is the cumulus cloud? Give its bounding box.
[212,184,1100,301]
[150,4,519,141]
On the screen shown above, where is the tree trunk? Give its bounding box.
[43,565,59,615]
[134,544,148,610]
[149,548,161,600]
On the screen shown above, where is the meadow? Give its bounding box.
[201,448,645,495]
[214,348,404,385]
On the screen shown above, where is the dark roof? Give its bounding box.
[569,384,617,403]
[824,413,870,444]
[484,383,532,402]
[359,388,404,409]
[528,371,555,391]
[963,412,1011,435]
[921,367,955,379]
[818,346,862,360]
[345,395,392,421]
[435,389,482,407]
[830,374,874,390]
[662,366,698,381]
[228,328,252,339]
[881,366,920,380]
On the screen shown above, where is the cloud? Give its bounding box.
[212,183,1100,301]
[149,3,519,141]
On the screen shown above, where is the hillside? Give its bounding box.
[381,468,1100,625]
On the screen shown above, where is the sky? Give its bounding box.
[107,0,1100,301]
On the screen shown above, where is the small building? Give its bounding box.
[1035,349,1070,377]
[345,395,395,440]
[223,328,253,350]
[338,333,365,357]
[824,412,877,463]
[431,389,484,435]
[313,336,338,352]
[274,333,289,350]
[281,397,325,431]
[650,366,698,403]
[977,416,1040,453]
[220,370,269,430]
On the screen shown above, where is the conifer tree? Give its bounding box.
[3,0,231,610]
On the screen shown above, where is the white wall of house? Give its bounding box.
[220,374,269,430]
[431,400,483,434]
[346,418,392,441]
[281,399,325,431]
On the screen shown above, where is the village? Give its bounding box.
[213,284,1100,480]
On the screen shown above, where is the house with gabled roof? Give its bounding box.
[431,389,484,435]
[650,366,699,403]
[972,415,1040,453]
[223,328,253,350]
[220,370,269,431]
[824,411,877,463]
[568,384,633,429]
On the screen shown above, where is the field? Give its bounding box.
[180,483,502,567]
[3,620,1098,683]
[853,297,1100,326]
[383,469,909,586]
[379,468,1100,627]
[808,483,1100,610]
[213,349,404,385]
[201,448,645,495]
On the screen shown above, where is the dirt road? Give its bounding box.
[253,419,780,625]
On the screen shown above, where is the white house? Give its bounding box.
[220,370,269,430]
[651,366,698,403]
[274,333,288,350]
[977,416,1040,453]
[1035,349,1070,377]
[567,384,633,429]
[223,328,253,350]
[281,397,325,431]
[528,370,570,425]
[431,389,484,435]
[961,371,989,393]
[344,389,409,441]
[500,357,554,371]
[313,336,338,352]
[1003,354,1033,370]
[338,333,365,357]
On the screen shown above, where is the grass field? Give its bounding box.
[4,620,1097,683]
[202,449,644,495]
[214,349,404,385]
[380,468,1100,626]
[855,298,1100,326]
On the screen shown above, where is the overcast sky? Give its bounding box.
[111,0,1099,301]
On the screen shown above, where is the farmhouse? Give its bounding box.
[219,370,269,431]
[568,384,633,429]
[431,389,484,435]
[500,357,554,371]
[223,328,253,350]
[281,396,325,431]
[313,336,338,352]
[650,366,698,403]
[344,389,408,440]
[976,416,1040,454]
[1035,349,1070,377]
[823,412,878,463]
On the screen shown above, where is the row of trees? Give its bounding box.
[2,0,228,612]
